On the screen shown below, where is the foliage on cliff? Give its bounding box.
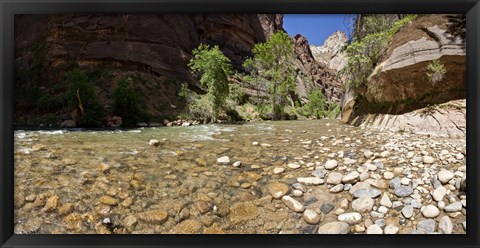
[341,15,417,90]
[243,31,297,120]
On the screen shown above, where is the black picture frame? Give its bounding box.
[1,0,479,247]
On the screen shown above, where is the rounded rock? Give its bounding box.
[281,195,305,213]
[438,170,454,184]
[303,209,321,224]
[422,205,440,218]
[326,172,343,185]
[317,222,350,234]
[352,197,374,212]
[366,224,383,234]
[338,212,362,225]
[325,159,338,170]
[342,171,360,184]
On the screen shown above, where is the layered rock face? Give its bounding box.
[293,34,344,103]
[14,14,282,121]
[310,31,348,72]
[16,14,282,79]
[342,15,466,138]
[351,99,465,138]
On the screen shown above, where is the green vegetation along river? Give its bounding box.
[13,120,466,234]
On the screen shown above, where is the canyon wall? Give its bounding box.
[342,14,466,137]
[14,14,283,123]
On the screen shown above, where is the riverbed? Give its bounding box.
[13,120,466,234]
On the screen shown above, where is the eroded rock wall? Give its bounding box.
[14,14,283,122]
[342,14,466,137]
[293,34,344,103]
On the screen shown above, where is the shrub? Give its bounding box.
[113,77,150,126]
[303,89,327,119]
[342,15,417,90]
[65,69,105,127]
[228,84,245,105]
[426,59,447,84]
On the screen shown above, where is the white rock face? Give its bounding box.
[310,31,348,72]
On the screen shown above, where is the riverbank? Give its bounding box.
[13,120,466,234]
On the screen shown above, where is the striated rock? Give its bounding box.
[342,15,466,139]
[14,14,283,123]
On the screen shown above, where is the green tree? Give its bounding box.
[243,30,297,120]
[65,69,105,127]
[304,89,326,119]
[188,44,232,118]
[113,77,149,126]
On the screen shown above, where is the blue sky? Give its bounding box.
[283,14,353,46]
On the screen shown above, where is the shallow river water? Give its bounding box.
[13,120,466,234]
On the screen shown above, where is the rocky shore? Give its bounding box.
[13,120,466,234]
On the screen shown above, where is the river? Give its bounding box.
[13,120,466,234]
